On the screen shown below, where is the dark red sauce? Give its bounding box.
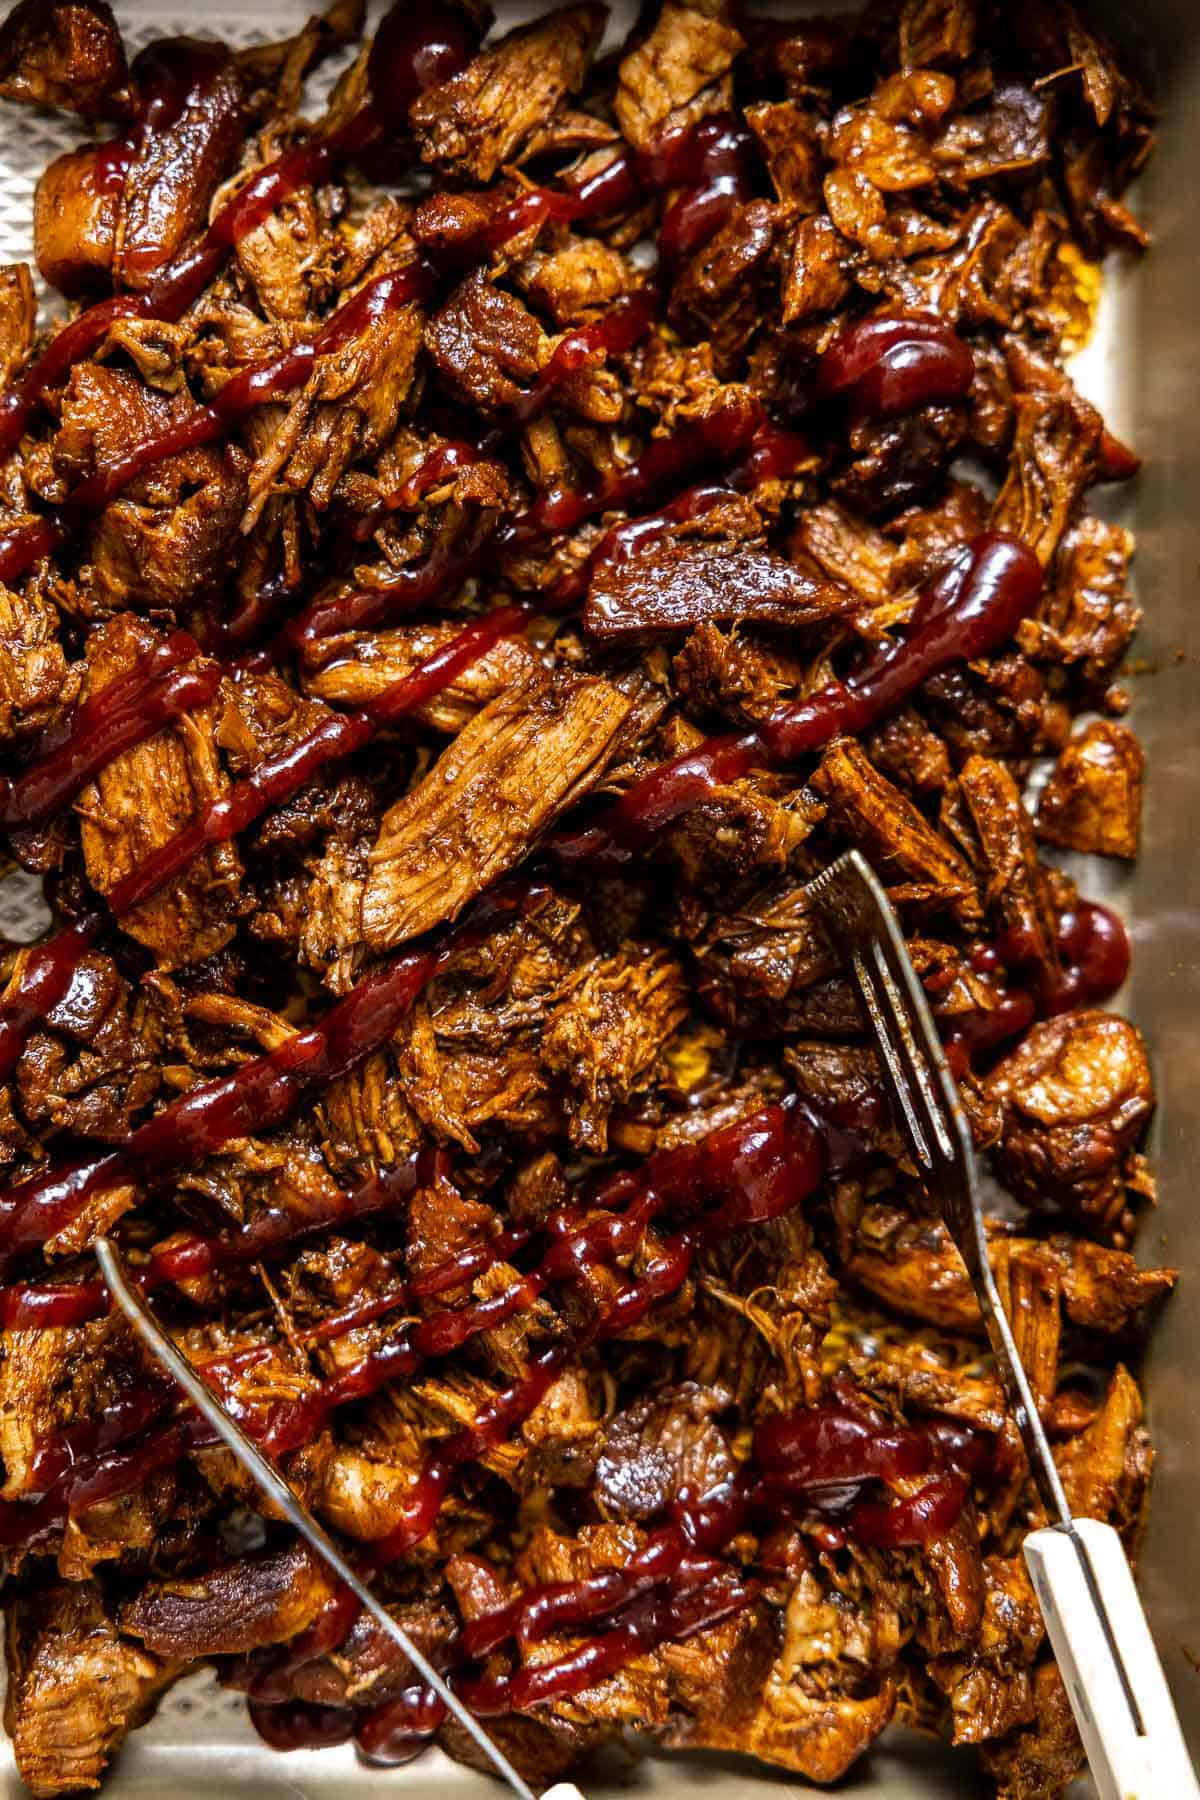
[819,313,975,419]
[849,1473,970,1547]
[554,531,1043,867]
[508,285,658,423]
[648,115,756,264]
[248,1700,355,1752]
[0,917,99,1081]
[0,632,219,827]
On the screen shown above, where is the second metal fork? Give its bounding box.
[807,848,1196,1800]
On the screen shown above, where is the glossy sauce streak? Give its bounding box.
[555,531,1044,866]
[818,313,974,418]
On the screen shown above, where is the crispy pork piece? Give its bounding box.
[981,1658,1086,1800]
[1018,512,1140,682]
[34,147,120,297]
[673,623,814,726]
[593,1383,737,1519]
[615,0,744,150]
[515,236,638,325]
[815,739,982,924]
[668,200,781,376]
[927,1554,1043,1745]
[790,499,898,604]
[746,99,822,209]
[985,1011,1153,1234]
[246,287,424,518]
[5,1575,174,1798]
[959,754,1061,985]
[309,667,632,962]
[76,616,240,968]
[0,0,127,118]
[410,4,604,182]
[782,215,853,324]
[0,579,81,743]
[426,269,553,416]
[115,41,246,290]
[584,492,857,641]
[991,380,1103,569]
[1054,1364,1151,1541]
[0,259,32,386]
[1036,719,1143,859]
[124,1545,337,1658]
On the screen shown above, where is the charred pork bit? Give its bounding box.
[0,0,127,118]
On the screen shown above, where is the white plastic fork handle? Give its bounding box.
[1023,1518,1198,1800]
[540,1788,587,1800]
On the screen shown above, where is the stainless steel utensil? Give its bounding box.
[94,1237,585,1800]
[807,848,1197,1800]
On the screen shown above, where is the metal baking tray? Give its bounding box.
[0,0,1194,1792]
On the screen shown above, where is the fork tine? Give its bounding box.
[844,943,934,1171]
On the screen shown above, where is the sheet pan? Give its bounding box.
[0,0,1193,1791]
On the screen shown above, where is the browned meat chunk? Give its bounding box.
[114,41,245,290]
[54,364,246,614]
[124,1545,337,1658]
[426,269,550,416]
[991,383,1103,568]
[542,945,689,1150]
[0,259,33,386]
[615,1,744,151]
[308,667,632,966]
[410,4,604,182]
[34,144,120,295]
[981,1659,1086,1800]
[668,200,780,375]
[959,754,1061,985]
[899,0,975,68]
[594,1383,737,1519]
[516,236,637,326]
[985,1011,1152,1234]
[5,1575,174,1798]
[815,738,982,924]
[1036,720,1143,859]
[1054,1364,1151,1540]
[0,580,81,743]
[1018,513,1139,682]
[76,616,240,968]
[746,99,822,209]
[782,215,853,323]
[0,0,127,117]
[305,620,541,734]
[790,499,897,604]
[585,498,856,641]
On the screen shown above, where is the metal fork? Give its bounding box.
[94,1238,585,1800]
[807,849,1197,1800]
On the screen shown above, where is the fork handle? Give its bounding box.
[1023,1518,1198,1799]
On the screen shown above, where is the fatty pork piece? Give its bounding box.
[1036,719,1144,860]
[0,0,128,119]
[5,1572,177,1799]
[305,665,632,970]
[51,364,246,613]
[76,615,241,969]
[985,1011,1153,1237]
[583,489,858,642]
[409,3,605,182]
